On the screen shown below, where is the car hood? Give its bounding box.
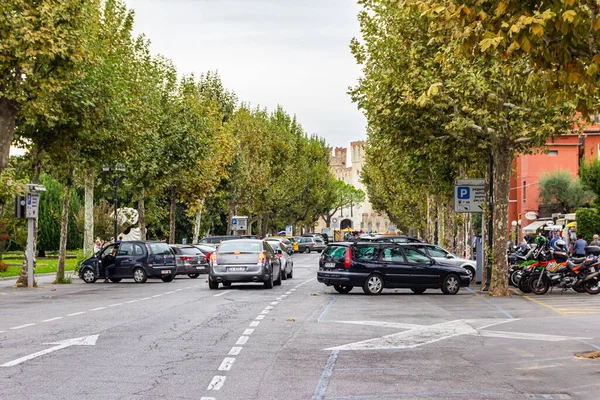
[433,259,470,274]
[434,257,475,267]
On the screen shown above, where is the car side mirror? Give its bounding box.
[445,254,454,259]
[276,249,283,255]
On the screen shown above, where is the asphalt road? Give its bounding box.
[1,253,600,400]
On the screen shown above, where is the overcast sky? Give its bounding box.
[122,0,367,148]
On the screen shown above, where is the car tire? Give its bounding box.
[81,268,97,284]
[208,277,219,290]
[334,285,353,294]
[109,278,122,283]
[188,274,200,279]
[264,273,274,289]
[133,268,147,284]
[362,274,384,295]
[441,274,460,295]
[222,281,232,287]
[161,276,175,283]
[287,264,293,279]
[282,266,288,280]
[411,288,426,294]
[464,267,475,284]
[304,247,311,254]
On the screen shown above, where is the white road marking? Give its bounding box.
[236,336,249,345]
[67,312,86,317]
[243,329,254,335]
[175,288,184,292]
[43,317,63,322]
[213,290,232,297]
[255,315,265,320]
[201,397,216,400]
[480,330,590,341]
[218,357,236,371]
[285,291,292,295]
[108,303,123,307]
[249,321,260,327]
[152,294,163,298]
[138,297,151,301]
[261,310,270,315]
[228,347,242,356]
[10,323,35,330]
[124,300,138,304]
[89,307,106,312]
[2,335,98,368]
[164,291,175,294]
[185,286,194,289]
[291,289,296,292]
[276,297,283,300]
[265,306,274,310]
[207,376,226,391]
[0,331,4,333]
[281,295,288,298]
[271,301,279,305]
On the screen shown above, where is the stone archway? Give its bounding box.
[340,219,353,230]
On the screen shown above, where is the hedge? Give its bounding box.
[575,208,600,243]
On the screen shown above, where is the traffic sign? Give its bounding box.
[454,179,485,213]
[232,216,247,231]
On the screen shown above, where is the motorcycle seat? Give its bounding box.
[571,257,587,264]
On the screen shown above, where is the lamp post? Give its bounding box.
[102,163,126,241]
[511,220,518,245]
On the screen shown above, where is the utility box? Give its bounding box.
[14,196,26,218]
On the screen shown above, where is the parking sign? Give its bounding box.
[454,179,484,213]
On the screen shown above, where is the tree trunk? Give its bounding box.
[262,213,269,237]
[138,187,146,240]
[488,139,514,296]
[227,206,234,234]
[169,188,177,244]
[0,97,17,173]
[436,200,444,246]
[443,199,455,251]
[56,168,74,283]
[83,166,94,256]
[456,214,465,258]
[326,214,331,228]
[193,206,203,244]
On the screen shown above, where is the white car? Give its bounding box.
[401,243,476,283]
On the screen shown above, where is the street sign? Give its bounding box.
[285,225,293,236]
[25,192,40,219]
[454,179,485,213]
[232,215,248,231]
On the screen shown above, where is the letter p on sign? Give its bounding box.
[457,187,470,200]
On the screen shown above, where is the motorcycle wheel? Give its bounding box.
[572,284,586,293]
[583,278,600,295]
[519,275,532,293]
[510,270,523,287]
[529,274,551,295]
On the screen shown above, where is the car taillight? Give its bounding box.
[258,252,266,264]
[275,253,282,258]
[344,248,352,268]
[180,256,193,261]
[205,252,213,260]
[148,262,153,267]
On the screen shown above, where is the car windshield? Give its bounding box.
[218,241,262,253]
[180,247,201,255]
[148,243,172,255]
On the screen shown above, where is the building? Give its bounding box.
[315,141,391,233]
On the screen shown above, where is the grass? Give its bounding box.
[0,258,80,278]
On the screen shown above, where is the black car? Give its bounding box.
[79,241,177,283]
[198,235,241,246]
[317,242,470,295]
[367,235,423,244]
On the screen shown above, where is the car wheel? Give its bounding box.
[161,275,175,283]
[287,265,293,279]
[81,268,97,284]
[188,274,200,279]
[264,272,274,289]
[304,247,311,254]
[222,281,232,287]
[411,288,426,294]
[282,266,288,280]
[133,268,147,283]
[441,274,460,295]
[208,277,219,290]
[333,285,353,294]
[362,274,384,295]
[109,278,122,283]
[464,267,475,284]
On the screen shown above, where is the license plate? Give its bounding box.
[227,267,246,272]
[197,266,205,270]
[161,270,171,274]
[325,263,336,268]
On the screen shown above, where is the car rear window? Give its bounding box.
[218,241,262,253]
[323,245,348,261]
[353,245,378,261]
[148,243,173,255]
[180,247,201,255]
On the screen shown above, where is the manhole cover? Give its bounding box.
[575,351,600,359]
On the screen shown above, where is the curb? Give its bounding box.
[0,272,76,282]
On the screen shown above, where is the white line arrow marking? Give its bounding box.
[1,335,99,367]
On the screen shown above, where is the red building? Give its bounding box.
[508,122,600,239]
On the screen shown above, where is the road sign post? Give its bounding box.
[24,184,45,288]
[454,179,485,213]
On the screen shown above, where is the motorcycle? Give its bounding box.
[529,254,600,295]
[508,243,535,287]
[518,243,565,294]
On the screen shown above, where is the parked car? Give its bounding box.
[297,236,326,253]
[266,237,294,255]
[368,235,423,244]
[401,243,476,283]
[199,235,241,247]
[79,241,176,283]
[267,241,294,280]
[303,233,329,245]
[169,244,209,278]
[317,242,470,295]
[208,239,283,289]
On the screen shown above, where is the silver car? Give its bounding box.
[297,236,326,253]
[208,239,282,289]
[266,237,294,255]
[267,241,293,280]
[402,243,476,283]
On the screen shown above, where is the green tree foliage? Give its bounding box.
[575,208,600,243]
[580,159,600,208]
[539,170,595,213]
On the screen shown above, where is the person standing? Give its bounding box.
[573,234,588,257]
[549,232,561,249]
[590,234,600,247]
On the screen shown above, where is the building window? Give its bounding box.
[547,150,558,156]
[523,181,527,202]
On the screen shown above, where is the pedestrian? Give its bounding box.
[591,234,600,247]
[549,232,561,249]
[573,234,588,257]
[93,237,102,254]
[104,245,119,283]
[161,237,167,243]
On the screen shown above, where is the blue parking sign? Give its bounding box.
[457,186,470,200]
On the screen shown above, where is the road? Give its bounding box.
[1,253,600,399]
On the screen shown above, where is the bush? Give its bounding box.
[0,261,8,273]
[575,208,600,242]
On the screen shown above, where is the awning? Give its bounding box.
[544,225,563,231]
[567,221,577,228]
[522,220,546,233]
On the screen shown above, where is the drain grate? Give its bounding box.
[524,395,571,399]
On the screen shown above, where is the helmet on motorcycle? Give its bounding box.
[535,235,547,247]
[554,239,567,252]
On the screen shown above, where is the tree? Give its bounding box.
[539,170,595,213]
[321,180,365,227]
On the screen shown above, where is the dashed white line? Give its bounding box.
[175,288,184,292]
[265,306,274,310]
[243,329,255,335]
[255,315,265,320]
[236,336,249,345]
[291,289,296,292]
[218,357,236,371]
[125,300,138,304]
[249,321,260,327]
[138,297,151,301]
[271,301,279,305]
[152,294,163,298]
[164,291,175,294]
[285,292,292,295]
[10,323,35,330]
[108,303,123,307]
[229,347,243,356]
[213,290,232,297]
[207,376,226,391]
[89,307,106,312]
[201,397,216,400]
[261,310,270,315]
[43,317,63,322]
[276,297,283,300]
[67,312,86,317]
[0,331,5,334]
[281,295,288,298]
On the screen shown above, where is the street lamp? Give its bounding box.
[511,220,517,245]
[102,163,126,241]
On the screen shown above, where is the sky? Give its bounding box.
[122,0,367,148]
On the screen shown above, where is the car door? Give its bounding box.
[378,246,412,286]
[115,243,135,276]
[402,247,437,286]
[352,244,381,276]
